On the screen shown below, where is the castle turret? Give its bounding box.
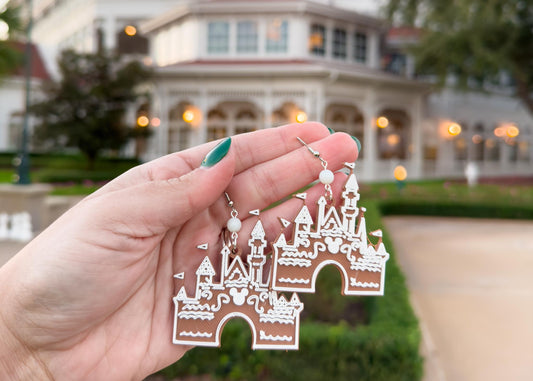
[248,220,267,286]
[294,205,313,233]
[341,167,360,234]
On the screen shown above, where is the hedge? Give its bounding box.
[158,201,423,381]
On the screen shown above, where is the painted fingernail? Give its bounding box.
[351,136,361,153]
[327,127,335,134]
[201,137,231,167]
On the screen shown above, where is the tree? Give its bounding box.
[385,0,533,115]
[31,49,151,167]
[0,5,23,77]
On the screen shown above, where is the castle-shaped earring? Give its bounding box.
[172,192,304,350]
[271,137,390,296]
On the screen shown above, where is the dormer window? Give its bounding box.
[266,19,288,53]
[237,21,258,53]
[207,21,230,54]
[353,31,367,63]
[333,28,347,59]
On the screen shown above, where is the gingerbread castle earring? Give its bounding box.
[172,193,304,350]
[271,138,390,296]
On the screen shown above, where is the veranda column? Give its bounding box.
[410,95,423,179]
[362,88,377,181]
[196,88,208,146]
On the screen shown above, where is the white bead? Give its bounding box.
[319,169,334,184]
[227,217,242,232]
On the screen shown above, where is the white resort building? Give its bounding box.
[7,0,533,181]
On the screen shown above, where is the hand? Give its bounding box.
[0,123,358,380]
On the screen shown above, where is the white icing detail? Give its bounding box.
[370,229,383,237]
[197,243,208,250]
[249,209,260,216]
[279,217,291,228]
[177,311,214,320]
[180,331,213,338]
[277,258,312,267]
[260,330,293,342]
[229,287,249,306]
[278,277,310,284]
[174,272,184,279]
[350,279,380,288]
[344,162,355,169]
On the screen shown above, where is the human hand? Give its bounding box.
[0,122,358,380]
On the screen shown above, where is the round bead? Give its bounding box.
[319,169,334,184]
[227,217,242,232]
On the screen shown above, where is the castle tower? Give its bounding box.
[196,256,216,298]
[220,244,231,284]
[355,206,368,253]
[294,205,313,233]
[247,220,267,286]
[316,196,328,233]
[341,166,360,234]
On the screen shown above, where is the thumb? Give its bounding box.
[91,139,235,236]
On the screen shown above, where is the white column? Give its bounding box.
[367,32,379,69]
[316,84,325,123]
[104,16,116,50]
[410,95,423,179]
[362,88,377,180]
[196,89,208,146]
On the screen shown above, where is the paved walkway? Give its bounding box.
[384,216,533,381]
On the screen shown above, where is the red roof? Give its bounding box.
[8,41,50,80]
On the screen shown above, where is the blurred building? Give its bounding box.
[9,0,533,181]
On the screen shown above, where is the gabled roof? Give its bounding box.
[226,255,249,282]
[344,172,359,192]
[196,256,216,276]
[294,205,313,225]
[250,220,265,239]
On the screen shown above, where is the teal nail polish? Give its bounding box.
[351,136,361,153]
[201,137,231,167]
[327,127,335,134]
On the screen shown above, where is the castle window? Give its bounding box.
[266,19,288,53]
[207,21,229,54]
[333,28,347,59]
[354,32,367,63]
[309,24,326,56]
[237,20,258,53]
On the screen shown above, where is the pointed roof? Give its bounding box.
[294,205,313,225]
[289,293,301,306]
[226,255,249,282]
[176,286,188,301]
[196,256,216,276]
[250,220,265,239]
[317,195,327,205]
[274,233,287,246]
[322,206,342,230]
[344,172,359,192]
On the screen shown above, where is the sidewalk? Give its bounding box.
[384,216,533,381]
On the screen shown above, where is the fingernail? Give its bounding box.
[351,136,361,153]
[201,137,231,167]
[327,127,335,134]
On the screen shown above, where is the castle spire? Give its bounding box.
[248,220,267,286]
[341,166,360,234]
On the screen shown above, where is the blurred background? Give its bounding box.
[0,0,532,380]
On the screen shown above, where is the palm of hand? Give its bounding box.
[0,124,357,381]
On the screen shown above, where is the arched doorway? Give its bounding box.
[168,101,193,152]
[207,101,262,140]
[324,103,364,156]
[376,108,410,160]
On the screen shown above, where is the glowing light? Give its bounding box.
[394,165,407,181]
[447,123,462,136]
[376,116,389,128]
[472,134,483,144]
[506,125,519,138]
[142,56,153,66]
[295,111,307,124]
[124,25,137,36]
[387,134,400,146]
[182,110,195,123]
[151,117,161,127]
[137,115,149,127]
[494,127,506,137]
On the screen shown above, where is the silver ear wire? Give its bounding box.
[297,137,334,203]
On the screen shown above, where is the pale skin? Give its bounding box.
[0,122,358,381]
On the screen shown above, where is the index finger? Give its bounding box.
[89,122,332,198]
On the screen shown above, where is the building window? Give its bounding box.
[354,32,367,63]
[237,20,258,53]
[266,19,288,53]
[309,24,326,56]
[333,28,347,59]
[207,21,229,54]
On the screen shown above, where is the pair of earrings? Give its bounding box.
[172,137,390,350]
